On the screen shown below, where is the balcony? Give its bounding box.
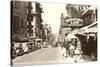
[28,29,33,33]
[27,24,33,29]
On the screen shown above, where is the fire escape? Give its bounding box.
[27,2,33,38]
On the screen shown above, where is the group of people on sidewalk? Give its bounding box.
[60,33,83,62]
[59,32,97,62]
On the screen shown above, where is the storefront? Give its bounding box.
[74,22,97,60]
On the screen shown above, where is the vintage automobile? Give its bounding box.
[11,42,28,59]
[35,38,42,49]
[11,43,17,59]
[43,42,48,48]
[27,38,38,52]
[51,41,58,48]
[15,43,24,56]
[11,36,29,57]
[27,42,37,53]
[12,42,26,57]
[23,43,29,54]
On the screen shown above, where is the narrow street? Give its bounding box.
[13,45,92,66]
[13,46,64,66]
[11,1,97,66]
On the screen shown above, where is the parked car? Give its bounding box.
[36,39,42,49]
[27,42,35,52]
[43,42,48,48]
[11,42,24,58]
[11,43,17,59]
[52,42,58,47]
[23,44,29,54]
[16,43,24,56]
[37,42,41,49]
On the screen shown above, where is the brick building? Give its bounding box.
[11,1,28,42]
[59,4,90,41]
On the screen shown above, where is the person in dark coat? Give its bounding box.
[87,36,95,57]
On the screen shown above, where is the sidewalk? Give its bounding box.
[63,55,92,63]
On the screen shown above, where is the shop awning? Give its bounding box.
[66,34,78,39]
[78,22,97,34]
[12,36,29,42]
[84,28,97,34]
[75,33,87,38]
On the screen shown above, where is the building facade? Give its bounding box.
[11,1,28,42]
[30,2,43,40]
[81,6,97,27]
[66,4,90,18]
[59,4,91,41]
[42,23,52,43]
[27,2,34,38]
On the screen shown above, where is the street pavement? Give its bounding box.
[12,45,92,66]
[13,46,64,66]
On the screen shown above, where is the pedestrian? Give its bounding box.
[69,43,75,57]
[61,33,70,57]
[74,47,83,62]
[63,38,70,57]
[75,38,78,49]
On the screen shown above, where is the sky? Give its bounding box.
[41,2,67,35]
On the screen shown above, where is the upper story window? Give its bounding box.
[15,1,20,9]
[96,9,97,21]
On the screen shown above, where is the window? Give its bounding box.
[67,21,71,24]
[21,19,24,27]
[96,9,97,21]
[12,16,20,34]
[24,2,28,14]
[15,1,20,9]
